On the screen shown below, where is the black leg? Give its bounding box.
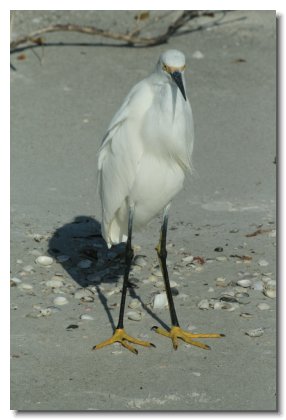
[116,205,134,329]
[156,203,180,327]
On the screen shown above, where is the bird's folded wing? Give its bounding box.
[97,82,146,227]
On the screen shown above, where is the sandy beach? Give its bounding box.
[10,10,276,411]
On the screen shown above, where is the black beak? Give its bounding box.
[171,71,187,101]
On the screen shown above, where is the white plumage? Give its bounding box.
[98,49,194,247]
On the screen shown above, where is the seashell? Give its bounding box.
[214,301,238,311]
[240,312,254,319]
[29,249,42,257]
[152,292,168,309]
[80,314,94,320]
[10,277,22,286]
[86,273,101,283]
[177,293,189,300]
[263,280,276,298]
[261,276,272,284]
[154,280,164,288]
[257,302,270,310]
[46,306,62,313]
[46,278,63,288]
[252,280,264,291]
[23,265,34,272]
[245,328,264,337]
[126,311,142,321]
[40,308,52,317]
[236,296,251,305]
[133,255,147,267]
[258,259,269,267]
[128,299,141,309]
[216,256,228,262]
[53,296,68,305]
[77,259,92,269]
[220,290,235,298]
[26,311,42,318]
[192,50,204,59]
[18,283,33,290]
[215,277,229,287]
[147,275,158,282]
[74,288,93,300]
[197,299,210,310]
[35,256,54,266]
[152,269,163,277]
[236,279,252,288]
[56,255,70,263]
[182,255,194,263]
[80,296,94,303]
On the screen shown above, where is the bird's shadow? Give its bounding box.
[48,215,169,331]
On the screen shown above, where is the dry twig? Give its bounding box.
[10,11,199,50]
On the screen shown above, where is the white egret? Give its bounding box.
[93,49,224,354]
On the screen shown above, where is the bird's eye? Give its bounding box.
[162,64,168,72]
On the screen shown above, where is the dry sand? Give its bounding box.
[11,11,276,411]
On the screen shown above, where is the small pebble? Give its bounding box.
[229,228,239,233]
[66,324,78,330]
[208,287,215,293]
[257,303,270,311]
[126,311,142,321]
[53,296,68,305]
[171,287,179,296]
[245,328,264,337]
[35,256,53,267]
[214,247,223,252]
[29,249,42,257]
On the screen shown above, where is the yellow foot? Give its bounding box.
[152,325,224,350]
[92,328,156,355]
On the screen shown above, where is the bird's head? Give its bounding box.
[157,49,187,101]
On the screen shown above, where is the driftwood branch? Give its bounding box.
[10,11,200,50]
